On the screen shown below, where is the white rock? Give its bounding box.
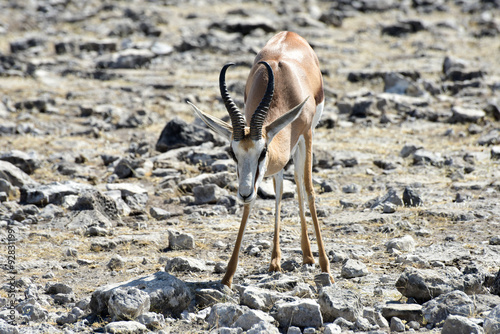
[233,309,275,331]
[274,299,323,328]
[484,304,500,334]
[341,259,369,278]
[108,287,150,320]
[104,320,147,334]
[386,235,416,252]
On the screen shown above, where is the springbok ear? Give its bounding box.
[187,101,233,141]
[265,97,309,143]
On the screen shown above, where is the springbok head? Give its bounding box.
[188,61,307,203]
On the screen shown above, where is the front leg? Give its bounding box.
[269,170,284,272]
[221,203,253,288]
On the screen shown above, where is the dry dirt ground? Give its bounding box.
[0,0,500,333]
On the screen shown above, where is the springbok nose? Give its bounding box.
[239,192,252,202]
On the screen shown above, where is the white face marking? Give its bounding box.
[231,139,267,203]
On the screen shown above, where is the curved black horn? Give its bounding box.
[219,63,246,141]
[250,61,274,141]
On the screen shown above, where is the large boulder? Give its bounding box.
[90,272,193,318]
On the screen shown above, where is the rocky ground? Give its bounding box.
[1,0,500,333]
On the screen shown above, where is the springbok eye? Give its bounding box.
[258,147,267,162]
[228,148,237,162]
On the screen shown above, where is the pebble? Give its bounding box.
[318,287,363,323]
[389,316,406,332]
[386,235,416,253]
[442,314,484,334]
[422,290,474,326]
[275,299,323,328]
[108,254,125,270]
[341,259,369,278]
[104,321,148,334]
[168,230,195,250]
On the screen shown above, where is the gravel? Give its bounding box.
[1,0,499,333]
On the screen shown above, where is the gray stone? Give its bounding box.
[0,179,15,197]
[403,187,423,206]
[210,16,278,35]
[97,49,156,69]
[450,106,486,123]
[386,235,416,253]
[478,129,500,146]
[491,146,500,160]
[0,319,19,334]
[114,158,152,179]
[408,320,420,330]
[396,267,466,302]
[314,272,333,289]
[274,299,323,328]
[104,190,131,216]
[442,314,484,334]
[177,172,233,193]
[195,288,236,309]
[323,323,342,334]
[341,259,369,278]
[20,181,93,206]
[370,188,403,209]
[0,150,41,174]
[247,321,280,334]
[342,183,360,193]
[151,41,173,56]
[17,301,48,322]
[207,303,245,328]
[363,307,389,328]
[257,178,295,199]
[384,72,423,96]
[443,56,468,75]
[46,282,73,294]
[156,117,221,152]
[67,210,113,235]
[484,304,500,334]
[422,290,474,326]
[168,230,195,250]
[193,184,227,204]
[90,238,118,252]
[381,303,423,323]
[136,311,165,330]
[107,254,125,270]
[256,273,302,291]
[105,183,147,197]
[0,160,38,188]
[213,328,243,334]
[413,149,444,166]
[400,144,422,158]
[104,320,148,334]
[165,257,208,272]
[90,272,193,318]
[383,202,397,213]
[51,292,75,305]
[354,316,376,331]
[240,286,285,312]
[318,286,363,322]
[233,309,275,331]
[287,326,302,334]
[124,192,149,212]
[333,317,354,330]
[71,189,121,219]
[108,287,150,321]
[56,307,84,325]
[149,207,170,220]
[390,316,405,332]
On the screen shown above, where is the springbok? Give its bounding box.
[188,31,332,288]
